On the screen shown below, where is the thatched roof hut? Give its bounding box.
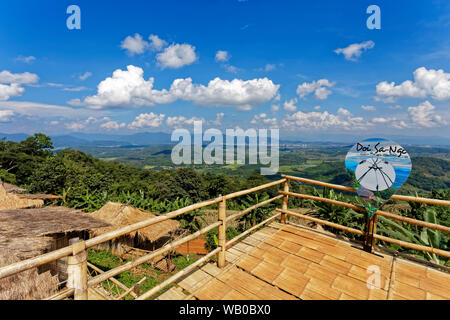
[90,202,180,254]
[0,250,59,300]
[0,206,110,299]
[0,206,110,259]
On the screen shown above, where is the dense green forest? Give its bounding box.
[0,134,278,212]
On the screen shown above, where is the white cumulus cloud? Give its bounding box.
[166,115,205,128]
[250,113,278,127]
[215,50,230,62]
[149,34,167,51]
[407,101,447,128]
[334,41,375,61]
[282,108,368,130]
[120,33,148,55]
[70,65,279,111]
[296,79,334,100]
[157,44,197,69]
[0,84,24,101]
[283,99,297,112]
[101,120,127,130]
[376,67,450,102]
[0,70,39,101]
[0,110,14,122]
[129,112,165,129]
[0,70,39,84]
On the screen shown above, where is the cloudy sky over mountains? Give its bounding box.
[0,0,449,139]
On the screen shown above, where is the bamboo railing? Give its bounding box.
[0,178,286,300]
[278,174,450,258]
[0,175,449,300]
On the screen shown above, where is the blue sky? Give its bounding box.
[0,0,449,139]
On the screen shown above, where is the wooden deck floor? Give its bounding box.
[157,222,450,300]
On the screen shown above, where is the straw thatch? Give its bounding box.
[0,206,110,258]
[0,184,44,210]
[0,250,59,300]
[91,202,179,243]
[16,193,60,200]
[1,182,25,193]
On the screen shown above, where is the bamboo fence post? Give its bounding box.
[281,179,290,223]
[364,214,378,253]
[67,238,88,300]
[217,196,227,268]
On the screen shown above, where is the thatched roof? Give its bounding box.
[16,193,60,200]
[91,202,179,243]
[1,182,25,193]
[0,184,43,210]
[0,206,110,259]
[0,250,59,300]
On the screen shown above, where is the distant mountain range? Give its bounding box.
[0,132,173,148]
[1,132,449,148]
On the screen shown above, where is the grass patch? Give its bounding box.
[87,249,204,300]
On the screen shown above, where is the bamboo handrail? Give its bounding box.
[279,191,450,234]
[226,212,282,247]
[136,247,221,300]
[225,195,283,223]
[275,208,364,236]
[223,178,286,200]
[372,234,450,259]
[46,288,75,300]
[277,208,450,259]
[87,220,222,287]
[281,174,450,206]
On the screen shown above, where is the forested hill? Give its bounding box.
[0,134,274,211]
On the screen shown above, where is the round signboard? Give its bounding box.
[345,138,412,217]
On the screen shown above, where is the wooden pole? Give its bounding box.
[281,179,290,224]
[363,214,378,253]
[67,238,88,300]
[217,197,227,268]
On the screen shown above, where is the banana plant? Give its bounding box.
[312,187,364,232]
[238,193,273,230]
[377,208,448,265]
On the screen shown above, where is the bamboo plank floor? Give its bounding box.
[164,221,450,300]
